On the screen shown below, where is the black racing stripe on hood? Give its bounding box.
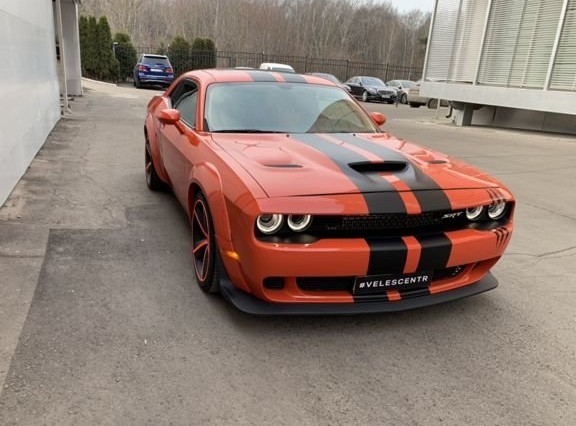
[282,74,308,83]
[330,134,452,212]
[293,134,406,214]
[246,71,277,82]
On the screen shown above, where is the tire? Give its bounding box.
[135,77,142,89]
[361,91,369,102]
[145,137,167,191]
[401,93,407,104]
[191,193,220,294]
[409,102,421,109]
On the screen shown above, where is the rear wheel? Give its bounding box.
[135,77,142,88]
[191,193,220,294]
[145,138,166,191]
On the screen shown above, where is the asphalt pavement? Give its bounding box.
[0,81,575,425]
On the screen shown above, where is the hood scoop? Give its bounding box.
[349,161,407,174]
[263,164,303,168]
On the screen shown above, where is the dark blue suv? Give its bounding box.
[133,54,174,88]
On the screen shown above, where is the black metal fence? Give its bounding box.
[127,47,422,82]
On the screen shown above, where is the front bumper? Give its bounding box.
[138,74,173,84]
[219,265,498,315]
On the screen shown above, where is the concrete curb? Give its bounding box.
[81,77,117,87]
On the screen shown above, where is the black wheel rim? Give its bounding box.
[192,198,211,282]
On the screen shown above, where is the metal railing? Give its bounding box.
[120,47,423,82]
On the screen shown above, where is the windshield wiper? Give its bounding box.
[212,129,286,134]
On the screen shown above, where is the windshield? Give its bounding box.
[400,80,415,88]
[205,83,378,134]
[361,77,385,86]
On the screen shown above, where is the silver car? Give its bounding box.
[386,80,416,104]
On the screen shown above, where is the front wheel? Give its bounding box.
[191,193,220,294]
[401,93,407,104]
[361,91,369,102]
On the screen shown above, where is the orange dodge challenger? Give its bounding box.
[144,69,514,314]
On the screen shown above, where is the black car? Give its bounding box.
[133,54,174,89]
[307,72,351,92]
[345,76,397,103]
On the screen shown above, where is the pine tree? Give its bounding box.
[85,16,99,77]
[79,16,89,75]
[96,17,119,81]
[114,32,137,81]
[167,37,191,76]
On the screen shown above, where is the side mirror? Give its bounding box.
[158,108,180,125]
[370,112,386,126]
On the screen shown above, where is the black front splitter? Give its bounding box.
[218,272,498,316]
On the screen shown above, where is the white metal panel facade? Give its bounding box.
[477,0,525,86]
[550,0,576,90]
[425,0,490,83]
[0,1,60,205]
[425,0,460,81]
[448,0,490,83]
[508,0,564,88]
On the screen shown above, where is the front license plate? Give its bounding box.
[353,271,433,295]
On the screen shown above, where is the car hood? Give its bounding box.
[210,133,499,198]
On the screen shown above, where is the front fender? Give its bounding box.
[144,113,170,184]
[190,163,232,242]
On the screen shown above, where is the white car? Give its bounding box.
[259,62,296,73]
[407,81,448,108]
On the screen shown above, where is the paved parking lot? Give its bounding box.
[1,81,575,425]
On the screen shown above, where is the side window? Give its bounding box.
[176,91,198,128]
[169,80,199,128]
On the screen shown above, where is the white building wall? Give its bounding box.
[422,0,576,133]
[0,0,61,205]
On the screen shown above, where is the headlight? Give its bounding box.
[287,214,312,232]
[466,206,484,221]
[487,202,507,220]
[256,214,284,234]
[368,88,377,94]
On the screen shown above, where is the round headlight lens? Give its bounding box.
[466,206,484,221]
[256,214,284,234]
[487,202,507,220]
[287,214,312,232]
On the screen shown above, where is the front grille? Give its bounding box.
[378,89,393,96]
[296,266,466,292]
[309,211,467,238]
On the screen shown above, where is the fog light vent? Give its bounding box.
[263,277,285,290]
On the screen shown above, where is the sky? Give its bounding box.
[386,0,434,13]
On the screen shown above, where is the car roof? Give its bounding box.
[260,62,293,68]
[142,54,168,58]
[179,69,338,86]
